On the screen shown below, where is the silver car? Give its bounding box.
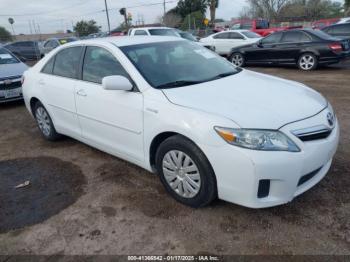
[0,47,28,103]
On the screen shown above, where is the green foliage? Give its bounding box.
[180,11,206,30]
[171,0,208,18]
[73,20,101,37]
[0,26,12,42]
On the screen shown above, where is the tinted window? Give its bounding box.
[333,24,349,34]
[281,31,311,42]
[149,29,179,36]
[53,46,82,79]
[229,32,244,39]
[16,41,34,47]
[134,30,148,36]
[82,46,129,84]
[242,31,261,38]
[41,57,55,74]
[261,32,283,44]
[213,32,230,39]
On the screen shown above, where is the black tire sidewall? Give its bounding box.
[155,135,217,207]
[298,53,318,71]
[34,102,60,141]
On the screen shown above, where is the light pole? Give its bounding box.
[104,0,111,34]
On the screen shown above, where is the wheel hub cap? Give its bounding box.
[35,107,51,137]
[162,150,201,198]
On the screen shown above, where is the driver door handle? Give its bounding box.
[76,89,87,97]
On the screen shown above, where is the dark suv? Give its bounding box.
[4,41,41,61]
[322,23,350,40]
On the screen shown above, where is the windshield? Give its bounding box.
[0,48,19,64]
[179,32,197,41]
[120,41,241,89]
[242,31,261,38]
[149,29,179,37]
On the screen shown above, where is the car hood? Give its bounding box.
[0,62,28,79]
[162,70,327,129]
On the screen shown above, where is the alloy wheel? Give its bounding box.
[162,150,201,198]
[35,107,51,137]
[299,55,315,70]
[231,54,244,67]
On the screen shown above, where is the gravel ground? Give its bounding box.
[0,62,349,255]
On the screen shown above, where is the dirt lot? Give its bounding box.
[0,63,349,255]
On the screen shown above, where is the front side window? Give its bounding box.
[82,46,129,84]
[261,32,283,44]
[134,30,148,36]
[52,46,83,79]
[213,32,230,39]
[229,32,244,39]
[242,31,261,38]
[120,41,241,89]
[333,25,349,34]
[0,48,19,64]
[281,31,310,43]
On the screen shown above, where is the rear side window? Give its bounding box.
[41,57,55,74]
[134,30,148,36]
[52,46,83,79]
[82,46,129,84]
[229,32,244,39]
[213,32,230,39]
[333,24,349,34]
[281,31,311,42]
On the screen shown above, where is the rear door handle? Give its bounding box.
[76,89,87,97]
[38,79,45,85]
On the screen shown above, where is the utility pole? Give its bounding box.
[163,0,166,17]
[104,0,111,34]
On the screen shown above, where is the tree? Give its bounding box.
[171,0,208,18]
[344,0,350,15]
[180,10,206,30]
[245,0,290,20]
[0,26,12,43]
[207,0,219,23]
[163,12,182,27]
[73,20,100,37]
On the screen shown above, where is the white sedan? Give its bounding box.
[200,30,261,56]
[23,37,339,208]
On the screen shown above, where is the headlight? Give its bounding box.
[214,127,300,152]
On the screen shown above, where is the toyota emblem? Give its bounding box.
[327,112,335,127]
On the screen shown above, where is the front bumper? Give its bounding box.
[201,108,339,208]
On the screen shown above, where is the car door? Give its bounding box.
[275,31,312,64]
[227,32,246,51]
[244,32,283,63]
[212,32,231,55]
[75,45,144,162]
[39,46,83,137]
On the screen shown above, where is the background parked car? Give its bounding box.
[311,18,340,29]
[41,37,77,56]
[3,41,41,61]
[0,47,28,103]
[228,29,350,70]
[128,27,180,37]
[337,17,350,24]
[200,30,261,56]
[322,23,350,40]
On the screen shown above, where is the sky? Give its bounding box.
[0,0,248,34]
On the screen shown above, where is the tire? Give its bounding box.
[230,52,245,67]
[33,101,61,141]
[298,53,318,71]
[155,135,217,208]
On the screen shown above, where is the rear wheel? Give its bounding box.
[230,53,245,67]
[155,135,217,207]
[298,53,318,71]
[34,101,61,141]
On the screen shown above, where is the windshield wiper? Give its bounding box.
[156,80,203,89]
[208,71,237,81]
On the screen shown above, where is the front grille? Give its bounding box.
[292,125,332,142]
[298,167,323,186]
[0,81,21,90]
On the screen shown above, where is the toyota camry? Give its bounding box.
[22,37,339,208]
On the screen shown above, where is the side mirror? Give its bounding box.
[102,75,133,91]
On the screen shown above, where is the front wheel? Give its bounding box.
[230,52,245,67]
[298,53,318,71]
[155,135,217,208]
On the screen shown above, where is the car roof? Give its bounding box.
[67,36,184,47]
[131,27,173,30]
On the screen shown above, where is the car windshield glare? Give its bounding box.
[0,48,19,64]
[120,41,241,89]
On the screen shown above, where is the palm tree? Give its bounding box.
[208,0,219,23]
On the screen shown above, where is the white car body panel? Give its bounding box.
[23,37,339,208]
[200,30,261,56]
